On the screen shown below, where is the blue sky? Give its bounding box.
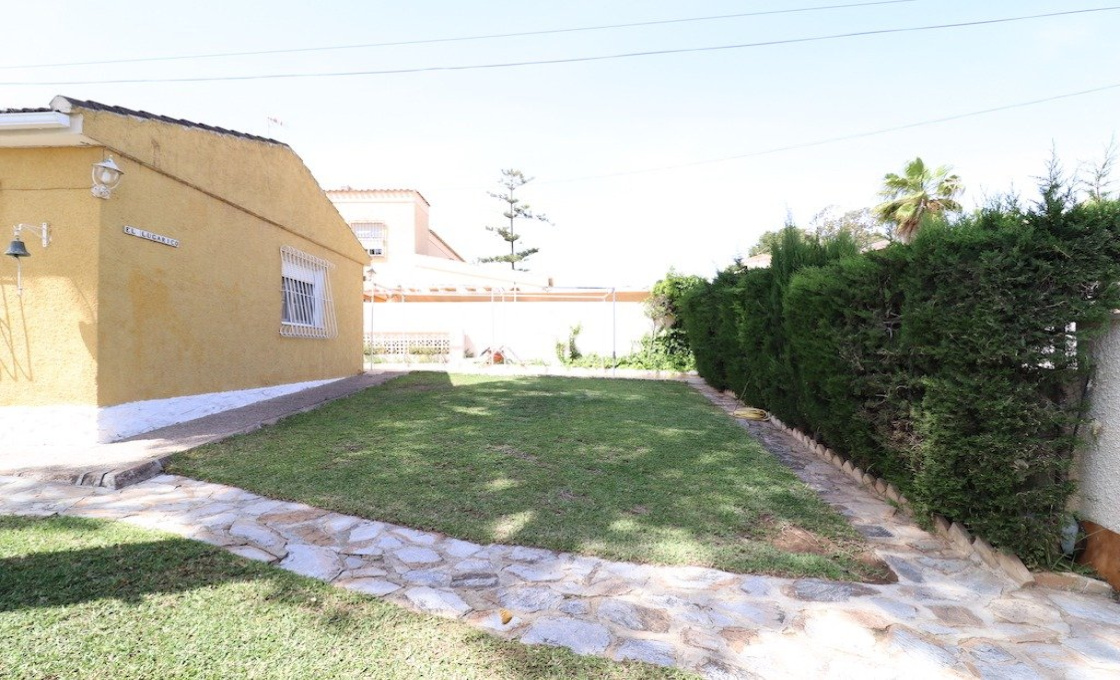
[4,0,1118,286]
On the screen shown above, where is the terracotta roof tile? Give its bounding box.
[326,188,431,206]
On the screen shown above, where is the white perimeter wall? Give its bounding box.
[364,299,653,363]
[1079,315,1120,535]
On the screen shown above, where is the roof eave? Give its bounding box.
[51,95,287,147]
[0,108,97,148]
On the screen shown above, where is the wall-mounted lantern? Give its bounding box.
[5,222,51,296]
[91,156,123,199]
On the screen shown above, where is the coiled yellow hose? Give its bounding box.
[733,407,769,421]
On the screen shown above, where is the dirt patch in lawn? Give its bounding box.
[773,526,831,554]
[491,444,540,463]
[855,552,898,584]
[553,488,589,503]
[774,525,897,585]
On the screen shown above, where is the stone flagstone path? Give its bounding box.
[3,384,1119,678]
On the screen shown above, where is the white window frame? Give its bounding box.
[351,221,387,257]
[280,246,337,339]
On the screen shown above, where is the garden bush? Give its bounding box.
[783,246,912,482]
[680,186,1120,565]
[560,272,702,372]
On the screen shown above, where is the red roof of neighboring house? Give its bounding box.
[325,188,431,206]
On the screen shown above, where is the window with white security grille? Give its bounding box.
[351,221,387,256]
[280,246,337,339]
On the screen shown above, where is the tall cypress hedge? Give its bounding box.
[681,189,1120,564]
[783,247,913,482]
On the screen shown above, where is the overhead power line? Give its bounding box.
[542,82,1120,183]
[4,6,1116,86]
[2,1,919,71]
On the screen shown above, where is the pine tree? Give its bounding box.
[480,169,551,270]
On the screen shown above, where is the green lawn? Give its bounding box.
[170,373,883,580]
[0,516,688,680]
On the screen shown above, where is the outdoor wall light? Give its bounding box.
[91,156,123,199]
[5,222,51,296]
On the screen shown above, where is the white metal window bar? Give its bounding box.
[351,221,386,256]
[280,245,337,339]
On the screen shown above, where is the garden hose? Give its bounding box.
[733,407,770,421]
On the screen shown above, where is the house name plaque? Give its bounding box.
[124,225,179,248]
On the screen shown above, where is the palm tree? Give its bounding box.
[873,157,963,243]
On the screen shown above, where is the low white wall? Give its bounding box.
[1,377,342,447]
[364,299,653,363]
[1079,315,1120,535]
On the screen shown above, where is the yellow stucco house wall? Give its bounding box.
[0,97,367,445]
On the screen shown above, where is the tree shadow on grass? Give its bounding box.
[0,515,265,612]
[1,515,687,679]
[387,376,876,575]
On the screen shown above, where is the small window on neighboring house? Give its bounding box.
[280,246,337,339]
[351,221,387,257]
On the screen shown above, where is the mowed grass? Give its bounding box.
[0,516,689,680]
[171,373,880,580]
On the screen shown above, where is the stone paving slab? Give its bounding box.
[2,380,1119,678]
[4,469,1118,678]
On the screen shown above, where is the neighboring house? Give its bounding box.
[328,188,650,363]
[0,96,367,446]
[327,188,552,291]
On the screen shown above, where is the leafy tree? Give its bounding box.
[873,157,963,243]
[747,230,784,257]
[479,169,551,270]
[642,271,703,370]
[748,208,885,256]
[808,206,888,249]
[645,271,703,333]
[747,212,797,257]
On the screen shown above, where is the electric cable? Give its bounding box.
[2,6,1115,86]
[0,0,920,71]
[540,82,1120,183]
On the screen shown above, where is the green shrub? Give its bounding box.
[557,273,703,372]
[784,246,913,482]
[679,190,1120,565]
[683,227,858,410]
[562,336,695,372]
[900,195,1120,563]
[680,265,750,390]
[645,271,704,372]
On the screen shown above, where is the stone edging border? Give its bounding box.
[719,391,1115,598]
